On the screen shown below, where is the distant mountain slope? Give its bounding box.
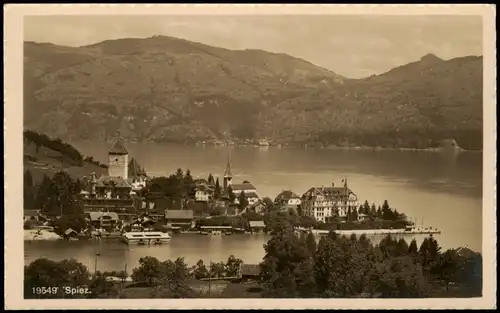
[23,36,482,150]
[263,54,483,149]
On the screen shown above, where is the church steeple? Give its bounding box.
[224,154,232,178]
[223,152,232,192]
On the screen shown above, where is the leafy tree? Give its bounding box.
[299,216,317,229]
[225,255,243,277]
[306,232,317,256]
[52,214,87,235]
[210,262,226,278]
[436,249,462,290]
[374,256,430,298]
[159,257,193,298]
[131,256,164,285]
[24,258,91,299]
[192,259,209,279]
[238,191,249,211]
[260,220,311,297]
[35,171,82,216]
[261,197,274,208]
[87,272,120,299]
[184,169,194,197]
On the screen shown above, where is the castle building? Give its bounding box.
[80,132,138,214]
[108,131,129,179]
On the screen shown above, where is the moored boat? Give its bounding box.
[121,231,171,245]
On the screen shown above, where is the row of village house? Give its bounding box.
[25,180,362,230]
[24,133,362,229]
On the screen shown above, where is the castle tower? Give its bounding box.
[108,131,129,179]
[223,154,232,192]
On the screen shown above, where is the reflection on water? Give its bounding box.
[25,233,444,272]
[25,143,483,267]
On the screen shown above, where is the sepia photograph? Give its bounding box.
[4,3,496,310]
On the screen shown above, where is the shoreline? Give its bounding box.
[68,139,482,153]
[24,227,441,242]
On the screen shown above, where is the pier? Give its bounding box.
[295,227,441,236]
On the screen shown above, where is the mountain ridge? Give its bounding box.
[23,36,483,150]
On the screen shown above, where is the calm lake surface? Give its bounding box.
[25,144,483,271]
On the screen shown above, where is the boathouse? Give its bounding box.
[63,228,79,239]
[24,209,41,223]
[165,209,194,230]
[239,264,260,281]
[249,221,266,233]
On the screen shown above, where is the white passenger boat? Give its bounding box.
[258,139,270,146]
[122,231,171,245]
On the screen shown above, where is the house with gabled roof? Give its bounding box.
[195,183,215,202]
[275,190,301,208]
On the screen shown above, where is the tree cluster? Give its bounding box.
[259,222,482,298]
[24,258,120,299]
[24,130,84,166]
[84,156,108,168]
[191,255,244,279]
[24,170,83,217]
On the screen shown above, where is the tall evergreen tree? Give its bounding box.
[207,173,215,185]
[214,178,221,199]
[238,191,248,211]
[24,170,35,211]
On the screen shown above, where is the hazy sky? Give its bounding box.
[24,15,483,78]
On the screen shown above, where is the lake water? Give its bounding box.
[24,144,483,271]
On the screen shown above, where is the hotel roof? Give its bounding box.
[230,183,256,191]
[303,186,355,200]
[165,209,194,220]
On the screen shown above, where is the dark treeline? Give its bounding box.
[24,170,85,235]
[24,255,244,299]
[314,129,482,151]
[146,168,223,200]
[24,130,84,165]
[263,199,410,232]
[84,156,108,169]
[259,218,482,298]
